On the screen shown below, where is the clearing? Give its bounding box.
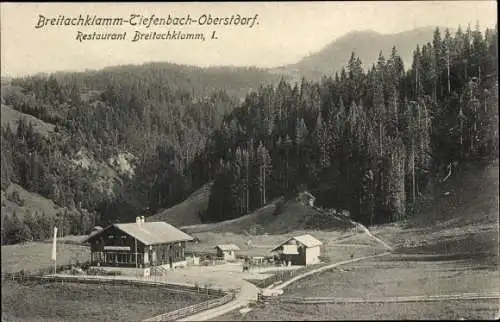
[1,279,212,322]
[181,197,350,235]
[148,182,213,227]
[185,229,383,260]
[1,183,63,221]
[0,103,55,137]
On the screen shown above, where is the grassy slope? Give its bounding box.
[216,300,499,320]
[182,198,348,235]
[1,104,55,137]
[147,182,213,227]
[1,183,63,222]
[1,280,212,322]
[148,182,348,234]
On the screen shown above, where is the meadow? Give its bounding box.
[1,279,212,322]
[1,242,90,274]
[215,299,499,320]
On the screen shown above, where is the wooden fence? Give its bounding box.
[1,261,91,280]
[279,292,500,304]
[144,289,238,321]
[248,263,327,289]
[6,274,227,297]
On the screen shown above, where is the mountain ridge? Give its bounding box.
[270,26,448,81]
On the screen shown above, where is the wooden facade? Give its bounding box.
[271,234,323,266]
[85,219,192,269]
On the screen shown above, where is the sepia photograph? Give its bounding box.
[1,1,498,321]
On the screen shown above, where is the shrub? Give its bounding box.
[87,267,106,276]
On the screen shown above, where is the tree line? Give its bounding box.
[199,23,498,224]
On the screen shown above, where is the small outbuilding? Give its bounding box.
[215,244,240,261]
[271,234,322,266]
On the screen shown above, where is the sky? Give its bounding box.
[1,1,497,77]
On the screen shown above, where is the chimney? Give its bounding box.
[141,216,145,224]
[136,216,141,225]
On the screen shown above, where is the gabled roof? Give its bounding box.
[271,234,323,252]
[215,244,240,251]
[82,221,193,246]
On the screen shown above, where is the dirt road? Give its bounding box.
[178,280,259,321]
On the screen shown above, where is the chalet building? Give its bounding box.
[215,244,240,261]
[82,217,193,275]
[271,234,322,266]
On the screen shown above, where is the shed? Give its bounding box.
[215,244,240,261]
[271,234,322,266]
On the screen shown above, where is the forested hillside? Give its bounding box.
[199,23,498,224]
[1,24,498,244]
[1,64,251,243]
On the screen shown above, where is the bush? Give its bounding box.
[87,267,106,276]
[86,267,121,276]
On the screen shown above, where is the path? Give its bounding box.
[310,205,394,251]
[349,221,394,251]
[178,280,259,321]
